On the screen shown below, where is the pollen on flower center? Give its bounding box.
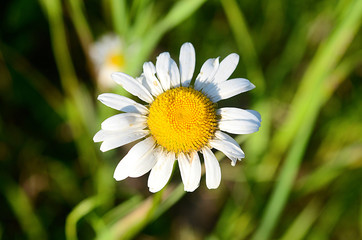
[147,87,217,153]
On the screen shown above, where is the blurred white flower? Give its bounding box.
[94,42,261,192]
[89,34,125,90]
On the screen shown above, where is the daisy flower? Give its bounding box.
[94,42,261,192]
[89,34,125,90]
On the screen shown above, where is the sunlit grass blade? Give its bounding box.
[96,185,184,240]
[266,15,311,92]
[38,0,78,93]
[39,0,101,177]
[211,198,253,240]
[46,160,83,203]
[66,195,109,240]
[279,199,321,240]
[296,144,361,195]
[128,1,155,42]
[308,189,355,240]
[126,0,206,75]
[252,100,318,240]
[260,0,362,180]
[220,0,265,95]
[101,195,143,226]
[0,177,47,240]
[252,1,362,239]
[220,0,270,164]
[110,0,129,36]
[66,0,93,53]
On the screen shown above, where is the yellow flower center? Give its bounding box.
[147,87,217,153]
[107,53,125,67]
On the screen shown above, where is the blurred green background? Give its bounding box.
[0,0,361,239]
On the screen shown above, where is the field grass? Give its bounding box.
[0,0,361,239]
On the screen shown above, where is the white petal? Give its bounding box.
[217,107,261,123]
[215,131,242,150]
[112,155,131,181]
[179,42,195,87]
[101,113,147,131]
[169,58,181,88]
[218,119,260,135]
[194,58,219,91]
[178,152,201,192]
[113,137,156,180]
[97,93,149,114]
[148,149,175,193]
[156,53,171,91]
[93,129,107,142]
[204,78,255,102]
[177,153,189,190]
[247,110,261,122]
[100,130,148,152]
[202,147,221,189]
[213,53,239,83]
[93,128,147,142]
[112,72,154,103]
[217,107,261,134]
[94,129,127,142]
[142,62,164,96]
[210,132,245,166]
[128,146,157,178]
[156,52,180,90]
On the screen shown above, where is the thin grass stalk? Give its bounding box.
[251,95,319,240]
[308,189,354,240]
[65,195,109,240]
[110,0,128,36]
[252,1,362,238]
[263,0,362,179]
[38,0,100,177]
[220,0,266,96]
[0,177,47,240]
[220,0,270,164]
[66,0,93,53]
[126,0,206,75]
[96,188,168,240]
[96,150,233,240]
[279,199,321,240]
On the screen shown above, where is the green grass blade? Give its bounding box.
[126,0,206,75]
[261,0,362,180]
[220,0,265,95]
[0,177,47,240]
[65,195,108,240]
[110,0,128,36]
[252,1,362,239]
[279,199,321,240]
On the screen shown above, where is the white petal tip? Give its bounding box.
[229,53,240,62]
[113,175,127,181]
[185,189,196,192]
[182,42,193,47]
[149,188,161,193]
[93,130,103,142]
[184,186,198,192]
[207,185,220,190]
[100,146,108,152]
